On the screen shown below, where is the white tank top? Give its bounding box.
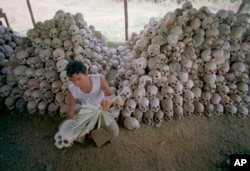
[68,74,105,107]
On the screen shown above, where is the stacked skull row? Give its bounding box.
[0,24,21,110]
[0,10,118,116]
[111,1,250,129]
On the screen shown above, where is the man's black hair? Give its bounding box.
[66,60,87,77]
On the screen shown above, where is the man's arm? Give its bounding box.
[66,90,75,119]
[100,75,115,109]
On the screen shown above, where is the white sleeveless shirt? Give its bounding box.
[68,74,105,107]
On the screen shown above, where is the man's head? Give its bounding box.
[66,60,87,77]
[66,61,88,86]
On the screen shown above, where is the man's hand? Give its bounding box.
[101,96,114,110]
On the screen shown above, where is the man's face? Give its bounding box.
[70,73,87,87]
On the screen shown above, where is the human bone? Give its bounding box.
[38,101,48,115]
[56,59,68,72]
[154,110,164,127]
[225,104,237,116]
[34,68,46,81]
[27,78,39,91]
[123,116,140,130]
[18,77,29,90]
[143,109,154,125]
[237,106,249,118]
[55,91,65,106]
[131,108,143,123]
[194,101,204,116]
[27,100,39,114]
[48,102,59,116]
[137,96,149,112]
[54,119,76,149]
[4,96,16,111]
[32,89,43,103]
[53,48,65,61]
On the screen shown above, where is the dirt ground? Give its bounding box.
[1,0,250,171]
[1,107,250,171]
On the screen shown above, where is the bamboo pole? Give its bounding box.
[124,0,128,41]
[26,0,36,27]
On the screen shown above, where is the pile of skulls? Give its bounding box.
[0,10,118,116]
[0,24,23,111]
[110,1,250,129]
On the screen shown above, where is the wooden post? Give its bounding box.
[26,0,36,27]
[0,12,10,27]
[124,0,128,41]
[236,0,246,14]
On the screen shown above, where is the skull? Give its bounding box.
[42,38,52,49]
[27,100,39,114]
[133,87,146,103]
[183,90,194,104]
[69,24,79,35]
[39,49,52,62]
[173,95,183,108]
[183,102,194,117]
[60,70,69,83]
[32,38,42,48]
[23,89,33,101]
[24,67,35,79]
[39,80,51,93]
[4,96,16,111]
[204,103,214,117]
[225,104,237,116]
[27,78,40,91]
[191,86,202,101]
[143,109,154,125]
[18,77,29,90]
[51,80,63,94]
[161,85,174,98]
[183,79,194,92]
[138,97,149,112]
[32,89,43,103]
[55,92,65,106]
[194,101,204,116]
[237,82,248,97]
[221,95,233,107]
[112,96,125,110]
[214,104,224,116]
[150,97,160,112]
[237,106,249,118]
[56,59,68,72]
[34,68,46,81]
[138,75,152,88]
[125,98,137,114]
[16,50,29,64]
[49,28,59,38]
[161,98,174,120]
[52,38,63,49]
[146,85,158,99]
[154,110,164,127]
[38,101,48,115]
[48,102,59,116]
[71,34,83,46]
[45,60,56,72]
[132,108,143,122]
[14,65,28,80]
[53,48,65,61]
[44,90,55,103]
[216,85,229,97]
[45,70,59,83]
[230,93,242,106]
